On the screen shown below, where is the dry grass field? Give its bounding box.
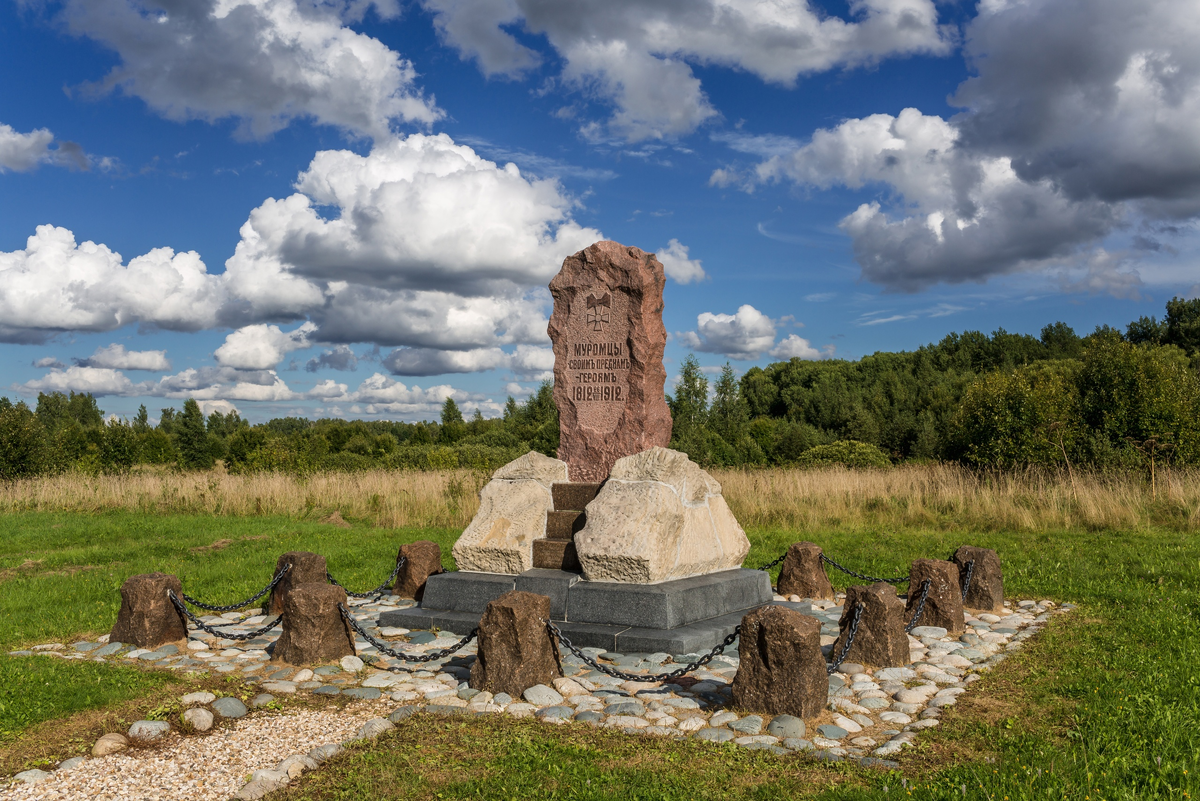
[1,462,1197,533]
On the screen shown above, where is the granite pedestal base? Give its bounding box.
[378,568,773,653]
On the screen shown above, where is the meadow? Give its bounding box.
[0,465,1198,799]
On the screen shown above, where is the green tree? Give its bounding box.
[176,399,213,470]
[158,407,178,434]
[100,417,138,474]
[0,402,50,479]
[709,364,749,447]
[1164,296,1200,354]
[1041,322,1084,358]
[1126,316,1164,346]
[440,397,466,443]
[668,355,708,449]
[133,404,150,432]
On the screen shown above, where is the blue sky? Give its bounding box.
[2,0,1197,422]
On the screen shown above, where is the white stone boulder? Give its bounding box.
[575,447,750,583]
[451,451,568,574]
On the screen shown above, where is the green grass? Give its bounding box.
[0,511,459,648]
[2,512,1200,799]
[0,657,178,739]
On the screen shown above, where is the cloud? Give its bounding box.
[769,334,827,360]
[222,133,601,348]
[380,343,553,377]
[655,239,707,284]
[678,304,778,359]
[20,365,137,396]
[740,0,1200,291]
[306,345,359,373]
[424,0,953,142]
[0,225,225,343]
[63,0,440,140]
[196,399,240,417]
[32,357,65,369]
[214,322,317,370]
[75,343,171,371]
[0,123,91,172]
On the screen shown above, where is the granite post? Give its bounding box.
[952,545,1004,613]
[110,572,187,649]
[548,241,672,482]
[776,541,834,600]
[906,559,965,634]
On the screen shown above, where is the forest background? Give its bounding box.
[2,297,1199,479]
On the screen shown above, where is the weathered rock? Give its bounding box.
[574,447,750,582]
[182,708,214,732]
[906,559,965,634]
[452,452,567,574]
[952,546,1004,613]
[109,573,186,649]
[548,241,672,482]
[731,606,827,719]
[392,540,443,600]
[832,583,908,668]
[776,542,834,600]
[469,591,562,697]
[128,720,171,741]
[92,733,128,757]
[272,584,356,665]
[267,552,329,616]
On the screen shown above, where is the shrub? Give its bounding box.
[796,440,891,468]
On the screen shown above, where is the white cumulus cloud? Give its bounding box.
[655,239,707,284]
[76,343,171,371]
[64,0,440,140]
[0,123,90,172]
[214,322,317,370]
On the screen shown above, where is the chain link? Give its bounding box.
[547,620,739,683]
[180,563,291,613]
[826,602,864,674]
[755,552,788,572]
[168,590,282,641]
[904,579,932,633]
[820,554,909,584]
[327,557,406,600]
[338,603,477,664]
[960,560,975,602]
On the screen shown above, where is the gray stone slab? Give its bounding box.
[553,621,630,652]
[615,610,747,654]
[378,607,483,633]
[515,569,582,619]
[419,572,516,613]
[566,569,771,628]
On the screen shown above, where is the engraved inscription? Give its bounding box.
[566,288,629,431]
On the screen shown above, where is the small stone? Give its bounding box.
[213,697,249,718]
[293,669,314,683]
[783,737,813,751]
[574,710,604,723]
[357,718,395,739]
[523,684,565,706]
[552,677,589,697]
[309,743,343,763]
[183,708,214,731]
[694,728,735,743]
[236,780,279,800]
[262,681,298,694]
[14,769,52,784]
[341,655,365,672]
[678,716,706,732]
[128,720,171,741]
[766,715,805,739]
[879,711,912,725]
[181,691,217,706]
[831,715,862,733]
[251,694,276,708]
[735,735,780,746]
[816,724,848,740]
[92,733,128,757]
[313,686,341,696]
[729,715,763,735]
[709,711,738,727]
[604,701,645,716]
[58,757,86,771]
[506,703,537,717]
[343,687,382,700]
[860,697,890,709]
[535,705,575,720]
[909,626,948,639]
[605,715,649,728]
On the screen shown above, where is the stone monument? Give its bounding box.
[382,240,771,653]
[547,241,672,482]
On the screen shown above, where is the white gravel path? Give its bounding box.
[0,701,389,801]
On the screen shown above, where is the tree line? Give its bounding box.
[1,297,1198,478]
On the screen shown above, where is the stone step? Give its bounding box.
[546,510,585,540]
[552,482,604,511]
[532,539,581,572]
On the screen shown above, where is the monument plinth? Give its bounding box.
[383,240,769,652]
[548,241,672,482]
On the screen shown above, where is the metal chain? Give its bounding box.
[547,620,739,683]
[960,560,975,602]
[327,557,406,600]
[904,579,932,633]
[827,602,864,674]
[180,563,292,612]
[755,552,787,572]
[338,603,477,664]
[168,590,282,641]
[820,554,909,584]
